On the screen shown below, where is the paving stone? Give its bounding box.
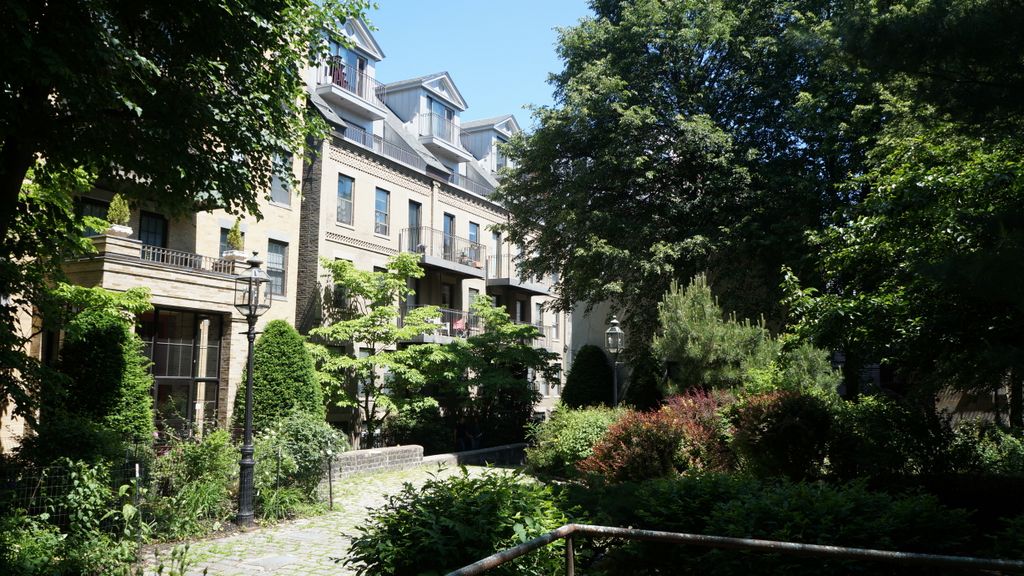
[141,464,499,575]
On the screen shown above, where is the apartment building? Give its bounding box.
[0,19,567,450]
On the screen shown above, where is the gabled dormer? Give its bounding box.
[313,19,388,121]
[384,72,474,163]
[461,115,521,176]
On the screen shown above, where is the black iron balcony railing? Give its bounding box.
[340,124,427,170]
[140,244,235,275]
[447,172,494,196]
[399,227,486,270]
[418,113,471,150]
[399,305,483,338]
[321,58,386,109]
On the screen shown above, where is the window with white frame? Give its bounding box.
[267,240,287,296]
[374,188,390,235]
[337,174,354,225]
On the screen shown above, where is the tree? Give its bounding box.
[0,0,371,239]
[561,344,614,409]
[308,254,442,448]
[233,319,322,434]
[496,0,880,359]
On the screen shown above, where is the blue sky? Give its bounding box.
[368,0,592,129]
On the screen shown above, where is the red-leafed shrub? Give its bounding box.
[662,391,735,472]
[577,409,686,482]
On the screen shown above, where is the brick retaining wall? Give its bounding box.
[323,443,527,482]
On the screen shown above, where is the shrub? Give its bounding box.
[583,473,974,576]
[15,412,126,465]
[106,193,131,226]
[578,409,686,482]
[233,320,323,433]
[829,395,952,480]
[346,468,565,575]
[384,397,451,455]
[526,404,624,478]
[728,392,833,479]
[662,391,735,472]
[255,411,345,496]
[561,344,613,408]
[949,419,1024,476]
[226,218,244,251]
[57,308,155,443]
[148,430,237,538]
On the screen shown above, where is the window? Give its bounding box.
[219,227,244,255]
[443,213,455,259]
[515,300,525,323]
[553,311,560,340]
[267,240,288,296]
[428,97,455,141]
[139,211,167,247]
[535,303,544,327]
[270,155,292,206]
[374,188,390,235]
[407,201,422,251]
[77,198,109,236]
[468,222,480,262]
[494,137,508,171]
[337,174,354,225]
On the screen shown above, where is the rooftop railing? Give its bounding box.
[140,244,235,275]
[320,58,387,109]
[399,226,486,270]
[418,113,472,151]
[447,172,494,196]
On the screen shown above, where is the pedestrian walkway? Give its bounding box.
[144,464,494,576]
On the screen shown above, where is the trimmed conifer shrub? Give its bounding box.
[233,319,322,433]
[561,344,614,408]
[56,309,155,442]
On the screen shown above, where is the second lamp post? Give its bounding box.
[605,316,624,406]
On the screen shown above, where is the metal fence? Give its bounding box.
[446,523,1024,576]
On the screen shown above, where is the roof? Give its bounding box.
[381,107,448,173]
[343,18,385,61]
[309,93,349,130]
[384,72,468,111]
[460,114,521,134]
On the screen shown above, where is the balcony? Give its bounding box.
[515,321,559,352]
[485,254,550,296]
[447,172,495,197]
[63,235,240,315]
[399,226,486,279]
[399,305,483,344]
[340,124,427,170]
[417,113,475,162]
[315,59,387,120]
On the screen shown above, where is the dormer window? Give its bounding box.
[428,96,455,141]
[494,137,508,171]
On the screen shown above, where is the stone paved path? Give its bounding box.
[145,465,494,576]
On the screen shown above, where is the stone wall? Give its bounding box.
[323,443,527,481]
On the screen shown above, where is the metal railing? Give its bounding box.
[485,254,553,286]
[320,58,386,109]
[340,124,427,170]
[447,523,1024,576]
[512,320,556,350]
[447,172,494,196]
[400,305,483,338]
[418,113,471,150]
[399,226,486,270]
[140,244,235,275]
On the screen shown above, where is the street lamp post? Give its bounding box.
[233,254,272,527]
[605,316,624,407]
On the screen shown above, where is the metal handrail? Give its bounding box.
[446,523,1024,576]
[418,113,471,150]
[447,172,494,196]
[340,124,427,170]
[399,226,486,269]
[400,304,483,338]
[140,244,235,275]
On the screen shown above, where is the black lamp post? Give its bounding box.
[233,253,272,527]
[605,316,624,406]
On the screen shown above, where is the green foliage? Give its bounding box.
[256,486,308,522]
[950,420,1024,477]
[663,391,735,473]
[235,319,322,434]
[560,344,613,408]
[525,404,624,478]
[148,430,237,538]
[829,395,952,480]
[309,253,435,446]
[226,218,244,251]
[728,392,834,480]
[655,276,839,396]
[578,409,686,483]
[384,397,451,455]
[106,193,131,226]
[15,412,126,466]
[254,411,346,498]
[581,473,973,576]
[346,468,566,576]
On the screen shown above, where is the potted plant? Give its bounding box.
[222,219,247,261]
[105,194,133,237]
